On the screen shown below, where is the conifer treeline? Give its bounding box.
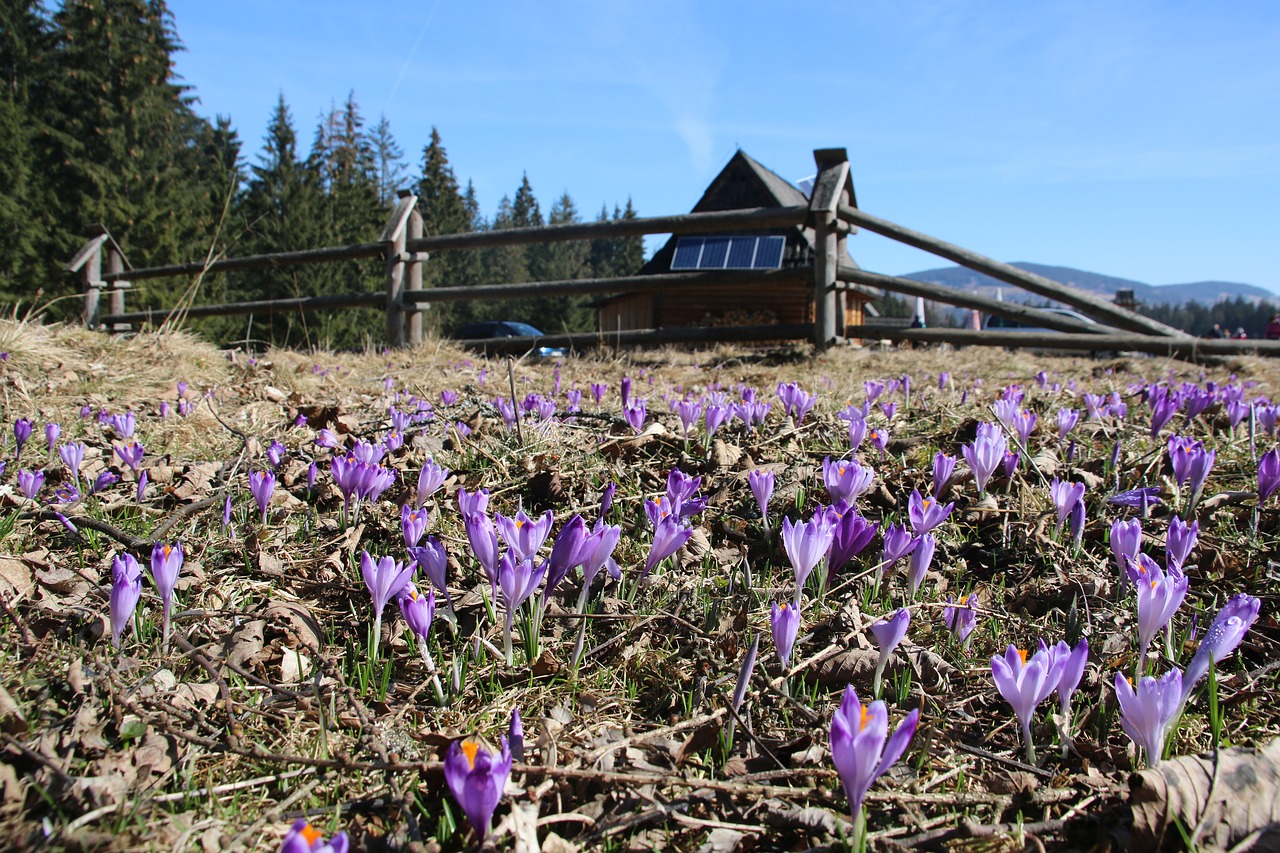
[0,1,642,349]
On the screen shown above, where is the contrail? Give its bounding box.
[385,0,441,114]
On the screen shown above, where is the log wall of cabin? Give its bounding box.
[597,292,654,333]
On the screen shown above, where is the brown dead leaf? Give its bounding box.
[0,556,33,600]
[223,620,266,670]
[1128,738,1280,852]
[0,686,27,734]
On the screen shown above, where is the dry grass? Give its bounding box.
[1,321,1277,851]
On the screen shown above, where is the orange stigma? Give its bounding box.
[163,545,172,558]
[1017,648,1028,665]
[300,824,322,844]
[461,738,481,768]
[858,705,871,731]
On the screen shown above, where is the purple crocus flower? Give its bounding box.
[397,582,436,643]
[1107,487,1163,508]
[932,452,956,499]
[1180,593,1261,705]
[17,469,43,500]
[829,686,920,824]
[280,818,349,853]
[497,552,547,661]
[870,608,910,697]
[495,509,554,562]
[938,371,950,390]
[620,376,632,408]
[771,601,800,667]
[623,400,647,433]
[1115,668,1182,768]
[509,708,525,763]
[1049,478,1085,534]
[907,489,953,536]
[1258,447,1280,504]
[150,542,184,652]
[402,504,429,549]
[464,511,502,595]
[675,399,702,439]
[1056,408,1079,439]
[781,514,834,603]
[666,469,706,519]
[109,553,143,649]
[590,382,608,406]
[1050,639,1089,731]
[878,523,918,582]
[868,426,889,459]
[13,418,32,459]
[825,504,878,577]
[705,404,731,438]
[136,470,148,504]
[1110,519,1143,582]
[599,482,617,519]
[643,516,693,578]
[248,470,276,525]
[580,519,622,587]
[1149,388,1178,438]
[266,440,286,468]
[943,593,979,649]
[115,441,145,471]
[1184,445,1216,510]
[1165,516,1198,573]
[544,514,592,598]
[361,551,413,661]
[963,422,1006,495]
[44,422,60,450]
[59,442,85,482]
[409,536,450,603]
[457,487,490,518]
[747,468,774,530]
[109,411,136,439]
[907,533,936,597]
[1013,409,1037,446]
[846,413,867,452]
[823,457,874,505]
[991,643,1064,763]
[1131,550,1187,666]
[443,736,512,837]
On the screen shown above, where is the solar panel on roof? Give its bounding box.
[671,237,703,270]
[753,236,785,269]
[701,237,730,268]
[726,237,757,268]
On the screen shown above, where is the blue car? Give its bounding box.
[455,321,567,359]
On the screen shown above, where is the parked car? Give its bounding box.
[454,321,567,358]
[983,308,1098,334]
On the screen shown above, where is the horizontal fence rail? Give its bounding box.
[405,206,808,254]
[98,242,389,283]
[101,292,384,326]
[845,326,1280,358]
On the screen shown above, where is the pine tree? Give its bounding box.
[415,127,477,330]
[230,94,330,347]
[40,0,231,313]
[369,114,406,205]
[0,0,49,302]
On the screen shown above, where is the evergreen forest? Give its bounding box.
[0,0,643,349]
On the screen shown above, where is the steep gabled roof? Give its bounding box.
[689,150,810,213]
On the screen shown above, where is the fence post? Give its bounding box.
[106,241,130,332]
[405,207,425,346]
[381,191,418,348]
[808,150,851,348]
[66,226,110,329]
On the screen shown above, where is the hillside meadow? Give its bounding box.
[0,319,1276,852]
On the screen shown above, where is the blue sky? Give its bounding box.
[168,0,1280,293]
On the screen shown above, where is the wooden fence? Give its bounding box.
[66,152,1280,359]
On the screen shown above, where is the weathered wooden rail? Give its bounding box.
[66,148,1272,358]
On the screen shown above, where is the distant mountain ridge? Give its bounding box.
[901,262,1276,306]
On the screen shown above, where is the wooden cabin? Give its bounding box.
[598,150,870,334]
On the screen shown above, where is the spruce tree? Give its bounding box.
[368,114,406,205]
[0,0,48,302]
